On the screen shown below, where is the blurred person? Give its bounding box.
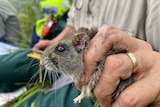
[0,0,21,55]
[30,0,72,47]
[0,0,21,44]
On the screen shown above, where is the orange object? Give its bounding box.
[42,18,54,37]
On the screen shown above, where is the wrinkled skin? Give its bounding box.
[79,26,160,107]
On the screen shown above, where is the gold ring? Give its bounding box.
[126,53,138,73]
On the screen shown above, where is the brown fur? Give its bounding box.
[41,28,134,103]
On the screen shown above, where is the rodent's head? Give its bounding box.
[41,28,97,82]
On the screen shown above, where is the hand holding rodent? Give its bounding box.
[41,27,134,104]
[32,26,73,51]
[82,26,160,107]
[32,40,53,51]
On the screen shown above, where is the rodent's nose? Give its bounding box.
[40,60,45,66]
[50,58,58,65]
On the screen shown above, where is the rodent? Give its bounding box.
[41,28,134,103]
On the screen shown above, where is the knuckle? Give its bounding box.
[99,26,113,32]
[105,55,124,70]
[94,87,106,100]
[119,91,137,107]
[144,41,152,50]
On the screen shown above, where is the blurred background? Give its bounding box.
[10,0,41,48]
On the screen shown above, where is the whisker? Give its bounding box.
[34,78,39,86]
[42,66,46,71]
[48,71,53,84]
[51,72,55,84]
[26,71,39,86]
[27,62,40,70]
[53,73,56,85]
[55,72,60,79]
[42,69,49,87]
[54,73,57,102]
[47,71,53,84]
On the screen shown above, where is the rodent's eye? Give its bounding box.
[55,44,68,53]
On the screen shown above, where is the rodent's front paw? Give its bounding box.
[73,92,85,103]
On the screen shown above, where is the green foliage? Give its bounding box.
[1,81,50,107]
[93,101,100,107]
[14,0,40,48]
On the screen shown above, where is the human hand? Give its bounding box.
[32,40,53,51]
[78,26,160,107]
[32,26,74,51]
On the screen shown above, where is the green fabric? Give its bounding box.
[0,49,94,107]
[10,84,93,107]
[0,48,38,92]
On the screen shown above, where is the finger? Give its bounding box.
[82,28,112,82]
[112,52,160,107]
[32,46,39,51]
[32,40,51,51]
[72,27,116,88]
[98,26,152,52]
[93,53,134,106]
[32,41,42,51]
[112,74,160,107]
[83,26,150,83]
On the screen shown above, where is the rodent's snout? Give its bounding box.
[39,60,44,66]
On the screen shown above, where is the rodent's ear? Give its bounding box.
[72,32,90,52]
